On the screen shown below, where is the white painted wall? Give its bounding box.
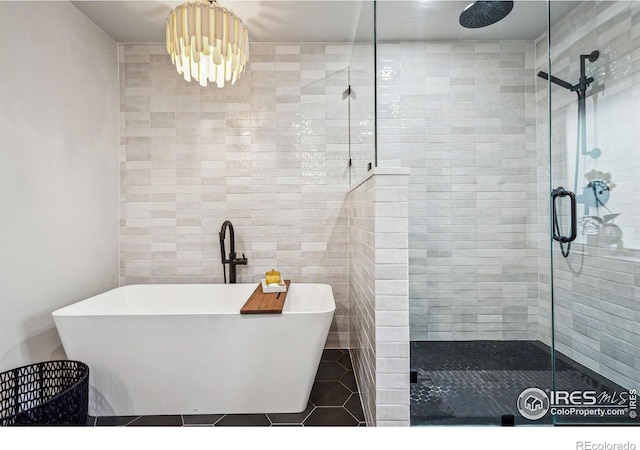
[0,2,119,372]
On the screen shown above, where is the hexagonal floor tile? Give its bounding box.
[182,414,224,426]
[321,349,345,362]
[315,361,347,381]
[303,407,358,426]
[127,415,182,426]
[268,402,314,425]
[214,414,271,426]
[344,394,365,422]
[339,368,358,392]
[310,381,352,407]
[337,351,353,370]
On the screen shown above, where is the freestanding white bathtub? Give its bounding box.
[52,283,335,417]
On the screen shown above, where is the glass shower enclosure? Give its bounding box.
[546,0,639,426]
[371,0,639,426]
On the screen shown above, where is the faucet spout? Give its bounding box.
[219,221,247,283]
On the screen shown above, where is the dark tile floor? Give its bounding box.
[88,349,365,427]
[411,341,637,426]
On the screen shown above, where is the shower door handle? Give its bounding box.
[552,187,577,243]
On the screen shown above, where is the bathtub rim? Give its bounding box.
[51,282,336,317]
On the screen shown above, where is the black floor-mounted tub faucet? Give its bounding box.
[219,220,247,283]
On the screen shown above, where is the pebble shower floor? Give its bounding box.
[410,341,636,426]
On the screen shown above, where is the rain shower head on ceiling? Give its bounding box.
[459,1,514,29]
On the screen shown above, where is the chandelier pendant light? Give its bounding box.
[166,0,249,88]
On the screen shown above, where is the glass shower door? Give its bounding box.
[376,0,558,425]
[547,0,640,426]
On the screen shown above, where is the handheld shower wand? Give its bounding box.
[539,50,600,258]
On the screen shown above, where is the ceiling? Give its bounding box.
[376,1,580,41]
[71,0,582,43]
[72,1,365,43]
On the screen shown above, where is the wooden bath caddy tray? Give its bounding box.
[240,280,291,314]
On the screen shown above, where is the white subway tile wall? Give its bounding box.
[348,174,376,425]
[349,170,410,426]
[116,1,640,420]
[119,43,351,348]
[536,1,640,390]
[376,41,540,342]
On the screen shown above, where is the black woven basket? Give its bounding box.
[0,360,89,426]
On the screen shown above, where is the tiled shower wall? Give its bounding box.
[535,1,640,389]
[376,41,540,341]
[348,172,376,425]
[119,43,351,348]
[348,169,410,426]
